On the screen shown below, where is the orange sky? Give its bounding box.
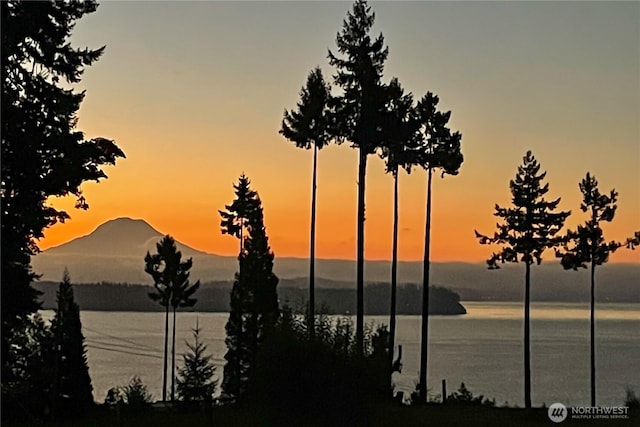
[38,1,639,264]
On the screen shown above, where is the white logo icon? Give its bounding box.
[548,402,568,423]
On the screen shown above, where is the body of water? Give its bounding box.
[41,302,639,406]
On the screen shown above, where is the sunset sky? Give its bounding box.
[40,1,639,263]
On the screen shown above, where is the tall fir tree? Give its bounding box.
[378,78,421,385]
[555,173,622,407]
[176,320,217,402]
[169,256,199,401]
[1,1,124,365]
[145,242,171,402]
[475,151,570,408]
[280,66,333,340]
[328,0,390,357]
[51,269,93,416]
[414,92,463,400]
[219,175,279,401]
[219,174,257,400]
[145,235,199,401]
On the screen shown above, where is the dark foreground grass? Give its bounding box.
[4,402,638,427]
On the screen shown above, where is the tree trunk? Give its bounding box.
[524,261,532,409]
[590,259,596,407]
[309,143,318,340]
[162,304,169,402]
[171,305,176,401]
[389,171,399,383]
[51,301,62,419]
[356,148,367,357]
[590,206,597,407]
[419,167,433,401]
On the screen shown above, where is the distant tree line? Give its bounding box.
[32,272,640,314]
[34,281,466,315]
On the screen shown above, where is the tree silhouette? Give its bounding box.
[220,175,279,402]
[121,376,153,407]
[219,174,258,400]
[475,151,570,408]
[51,269,93,416]
[176,320,217,402]
[169,256,199,401]
[555,173,622,407]
[415,92,463,401]
[328,0,390,357]
[220,174,258,255]
[104,376,153,407]
[280,66,333,340]
[145,235,199,401]
[378,78,421,385]
[2,314,53,419]
[1,0,124,371]
[145,245,170,402]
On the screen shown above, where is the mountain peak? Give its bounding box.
[38,216,218,262]
[41,217,170,258]
[94,217,159,234]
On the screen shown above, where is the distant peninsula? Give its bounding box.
[34,281,467,316]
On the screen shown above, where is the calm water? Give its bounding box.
[41,302,640,406]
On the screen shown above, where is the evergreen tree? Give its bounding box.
[244,191,280,339]
[219,175,279,401]
[555,173,622,407]
[177,320,217,402]
[1,314,53,419]
[145,244,170,402]
[219,174,258,399]
[51,269,93,415]
[475,151,570,408]
[145,235,199,401]
[1,1,124,364]
[103,377,153,407]
[378,78,421,385]
[169,259,199,401]
[415,92,463,400]
[280,66,333,340]
[328,0,390,357]
[121,376,153,407]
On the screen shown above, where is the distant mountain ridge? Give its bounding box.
[42,217,213,258]
[32,217,640,302]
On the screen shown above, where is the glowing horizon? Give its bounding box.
[36,1,639,264]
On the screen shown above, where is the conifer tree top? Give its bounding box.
[328,0,390,152]
[329,0,388,80]
[145,235,199,308]
[556,172,622,269]
[415,92,463,176]
[280,67,333,151]
[378,78,421,176]
[219,174,260,241]
[476,151,570,268]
